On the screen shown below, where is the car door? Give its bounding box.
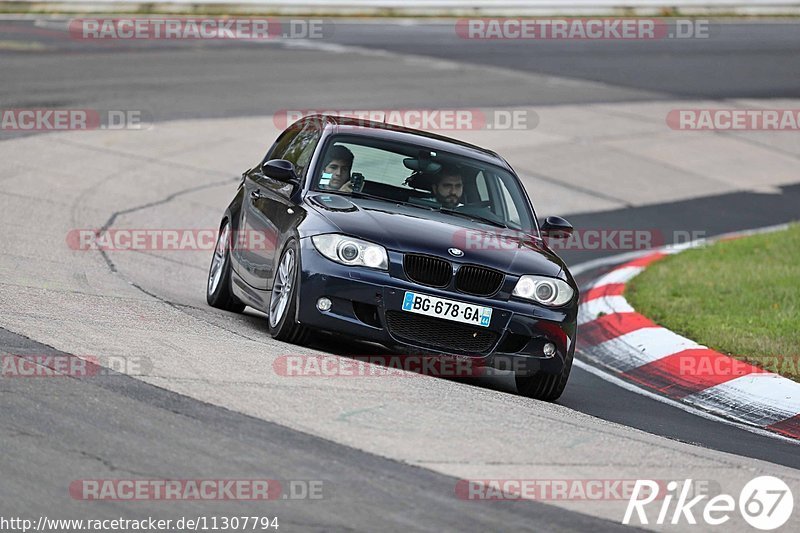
[238,120,320,290]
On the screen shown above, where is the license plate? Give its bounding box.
[401,291,493,328]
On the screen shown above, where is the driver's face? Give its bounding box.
[434,174,464,208]
[325,159,352,189]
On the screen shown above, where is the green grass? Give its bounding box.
[626,224,800,381]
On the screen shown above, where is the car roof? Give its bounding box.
[306,114,514,172]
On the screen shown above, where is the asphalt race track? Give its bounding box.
[1,17,799,531]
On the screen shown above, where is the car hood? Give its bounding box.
[306,195,564,278]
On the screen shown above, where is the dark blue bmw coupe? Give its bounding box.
[207,115,578,400]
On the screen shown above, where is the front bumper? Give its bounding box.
[296,238,577,375]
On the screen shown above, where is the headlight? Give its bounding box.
[311,234,388,270]
[512,275,574,306]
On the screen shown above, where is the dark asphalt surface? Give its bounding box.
[327,21,800,99]
[0,328,634,532]
[1,16,799,530]
[3,18,799,128]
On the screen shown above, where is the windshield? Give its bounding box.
[311,135,535,231]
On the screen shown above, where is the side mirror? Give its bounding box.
[262,159,300,185]
[541,216,574,239]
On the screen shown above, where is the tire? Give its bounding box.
[206,219,246,313]
[515,346,574,402]
[267,239,310,344]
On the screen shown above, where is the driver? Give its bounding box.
[432,165,464,209]
[320,145,354,192]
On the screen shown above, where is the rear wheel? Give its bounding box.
[206,220,246,313]
[268,239,309,344]
[515,347,573,402]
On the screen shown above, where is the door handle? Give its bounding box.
[250,189,265,201]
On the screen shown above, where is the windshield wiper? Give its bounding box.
[439,208,508,229]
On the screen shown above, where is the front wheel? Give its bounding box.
[515,347,573,402]
[207,219,246,313]
[267,239,309,344]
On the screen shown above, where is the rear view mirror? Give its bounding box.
[541,216,574,239]
[403,157,442,174]
[403,149,442,174]
[262,159,300,185]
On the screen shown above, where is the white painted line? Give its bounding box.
[567,223,790,277]
[569,249,651,277]
[592,265,644,286]
[664,240,708,253]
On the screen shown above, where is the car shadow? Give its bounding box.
[306,329,518,394]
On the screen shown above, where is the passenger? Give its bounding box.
[320,145,354,192]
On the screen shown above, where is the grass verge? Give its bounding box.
[626,224,800,382]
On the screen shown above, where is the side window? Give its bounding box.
[266,124,301,162]
[281,122,322,178]
[497,177,522,228]
[475,171,490,201]
[264,121,321,172]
